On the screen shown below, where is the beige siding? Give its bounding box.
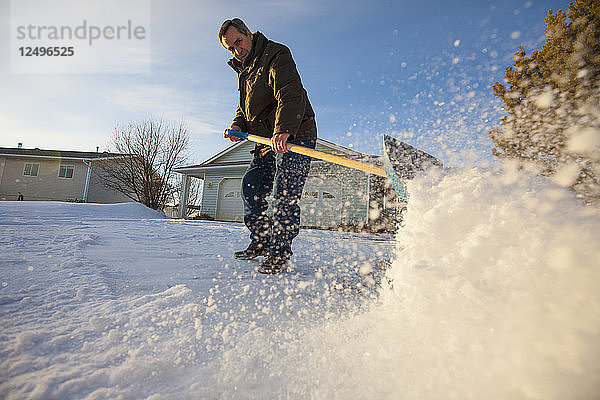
[0,157,6,184]
[86,160,133,203]
[0,156,87,201]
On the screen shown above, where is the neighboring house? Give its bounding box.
[175,139,402,231]
[0,146,132,203]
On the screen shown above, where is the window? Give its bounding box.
[23,163,40,176]
[58,165,74,179]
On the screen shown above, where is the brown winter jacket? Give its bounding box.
[228,32,317,143]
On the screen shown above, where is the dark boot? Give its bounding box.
[234,243,270,260]
[257,255,289,274]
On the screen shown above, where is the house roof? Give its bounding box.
[0,147,123,160]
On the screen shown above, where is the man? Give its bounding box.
[218,18,317,274]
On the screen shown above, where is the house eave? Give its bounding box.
[175,163,248,179]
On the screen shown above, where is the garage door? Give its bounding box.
[300,175,342,228]
[216,178,244,221]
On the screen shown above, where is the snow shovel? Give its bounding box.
[224,129,442,201]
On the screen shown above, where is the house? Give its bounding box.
[175,139,402,231]
[0,146,132,203]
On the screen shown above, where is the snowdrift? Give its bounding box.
[0,201,165,220]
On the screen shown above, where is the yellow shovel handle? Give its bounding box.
[246,133,387,177]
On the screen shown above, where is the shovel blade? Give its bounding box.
[382,135,443,201]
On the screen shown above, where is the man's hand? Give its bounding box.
[271,132,290,153]
[224,125,243,142]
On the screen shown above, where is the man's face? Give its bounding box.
[221,26,253,62]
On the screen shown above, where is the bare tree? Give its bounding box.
[98,118,190,210]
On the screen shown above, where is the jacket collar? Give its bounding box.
[227,31,268,74]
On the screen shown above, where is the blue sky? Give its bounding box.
[0,0,568,166]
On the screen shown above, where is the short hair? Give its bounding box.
[218,18,250,45]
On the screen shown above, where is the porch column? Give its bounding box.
[178,174,191,218]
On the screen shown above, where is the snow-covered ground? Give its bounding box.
[1,167,599,399]
[0,199,393,399]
